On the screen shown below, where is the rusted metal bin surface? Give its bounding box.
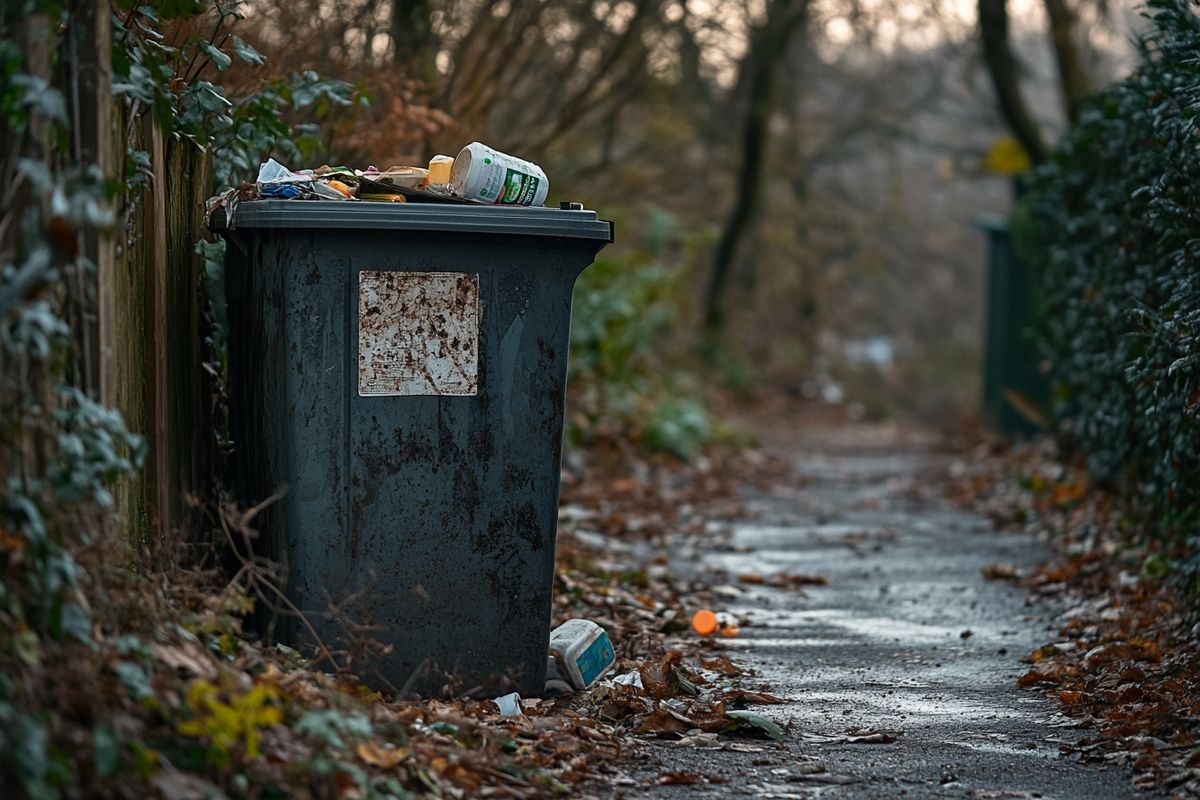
[211,201,613,697]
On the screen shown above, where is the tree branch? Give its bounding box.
[978,0,1048,164]
[703,0,810,340]
[1043,0,1091,123]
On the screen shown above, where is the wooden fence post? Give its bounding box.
[72,0,112,399]
[97,78,215,555]
[142,116,171,551]
[165,137,215,545]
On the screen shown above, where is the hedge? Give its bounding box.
[1018,0,1200,582]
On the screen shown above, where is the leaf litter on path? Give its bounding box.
[52,447,803,799]
[949,439,1200,797]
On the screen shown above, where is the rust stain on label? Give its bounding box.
[357,271,479,396]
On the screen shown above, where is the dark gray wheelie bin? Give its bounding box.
[211,200,613,697]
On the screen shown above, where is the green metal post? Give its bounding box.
[975,214,1047,438]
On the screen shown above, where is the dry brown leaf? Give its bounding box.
[779,573,828,587]
[151,643,219,680]
[658,771,719,785]
[701,655,743,677]
[981,563,1022,581]
[1018,665,1063,688]
[639,651,683,700]
[724,688,786,705]
[440,762,483,790]
[633,710,692,738]
[355,740,409,769]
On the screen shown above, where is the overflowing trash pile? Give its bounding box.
[209,141,551,216]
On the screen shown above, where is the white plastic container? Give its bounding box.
[450,142,549,207]
[547,619,614,690]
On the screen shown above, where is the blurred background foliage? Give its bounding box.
[220,0,1141,438]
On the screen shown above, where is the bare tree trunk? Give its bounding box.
[1043,0,1091,123]
[391,0,435,78]
[703,0,809,343]
[978,0,1048,165]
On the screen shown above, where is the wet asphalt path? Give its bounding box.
[629,423,1141,799]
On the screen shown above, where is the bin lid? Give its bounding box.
[210,200,614,242]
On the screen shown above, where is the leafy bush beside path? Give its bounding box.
[1021,0,1200,584]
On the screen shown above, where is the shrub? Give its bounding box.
[1020,0,1200,580]
[567,244,714,461]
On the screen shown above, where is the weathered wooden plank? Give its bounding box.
[72,0,112,398]
[142,116,171,550]
[109,110,150,547]
[108,120,217,553]
[164,136,214,543]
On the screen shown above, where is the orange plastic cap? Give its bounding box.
[691,609,718,636]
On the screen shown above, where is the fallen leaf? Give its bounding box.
[845,732,897,744]
[634,710,692,738]
[356,740,409,769]
[675,732,723,748]
[151,643,218,680]
[738,573,827,588]
[639,651,685,700]
[724,688,786,705]
[151,771,226,800]
[982,563,1022,581]
[687,701,731,733]
[1018,665,1063,688]
[778,574,828,587]
[725,710,785,741]
[658,772,705,785]
[701,655,743,677]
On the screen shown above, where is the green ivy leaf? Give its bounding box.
[199,41,232,72]
[12,74,67,122]
[92,727,119,778]
[113,661,152,702]
[230,35,264,66]
[725,710,785,741]
[14,630,41,667]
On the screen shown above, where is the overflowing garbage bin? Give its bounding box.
[211,200,613,697]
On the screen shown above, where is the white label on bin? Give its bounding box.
[357,271,479,396]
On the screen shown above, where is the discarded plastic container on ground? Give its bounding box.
[450,142,549,206]
[612,670,644,690]
[691,609,739,638]
[492,691,523,717]
[548,619,615,691]
[691,609,718,636]
[210,199,612,697]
